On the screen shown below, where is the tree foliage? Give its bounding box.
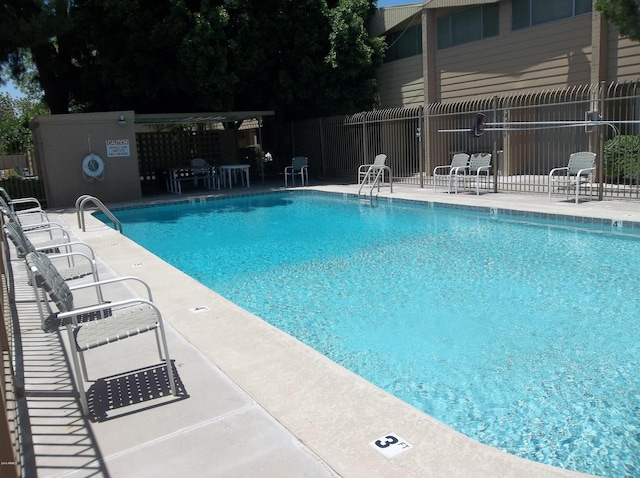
[0,92,49,154]
[0,0,384,119]
[595,0,640,41]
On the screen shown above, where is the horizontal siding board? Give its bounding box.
[438,15,592,100]
[607,29,640,81]
[377,56,424,107]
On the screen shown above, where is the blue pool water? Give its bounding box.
[101,192,640,476]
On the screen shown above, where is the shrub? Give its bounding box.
[603,135,640,184]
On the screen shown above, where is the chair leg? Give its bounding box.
[66,326,90,415]
[157,324,177,396]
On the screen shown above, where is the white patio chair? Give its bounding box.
[463,153,492,195]
[548,152,597,203]
[284,156,309,187]
[358,154,388,185]
[25,251,177,415]
[433,153,469,193]
[190,158,219,190]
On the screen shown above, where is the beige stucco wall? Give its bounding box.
[31,111,141,208]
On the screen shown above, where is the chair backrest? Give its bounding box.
[291,156,308,172]
[567,151,596,175]
[468,153,491,173]
[0,187,12,204]
[25,252,74,313]
[450,153,470,169]
[373,154,387,167]
[3,221,35,257]
[190,158,211,174]
[0,200,19,224]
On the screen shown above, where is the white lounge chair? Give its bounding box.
[358,154,388,185]
[433,153,469,193]
[25,251,178,415]
[284,156,309,187]
[548,152,597,203]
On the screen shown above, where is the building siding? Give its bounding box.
[376,55,424,108]
[374,1,640,108]
[438,15,593,101]
[607,28,640,81]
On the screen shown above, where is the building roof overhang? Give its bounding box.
[425,0,498,8]
[134,111,274,125]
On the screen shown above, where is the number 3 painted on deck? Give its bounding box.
[375,435,399,448]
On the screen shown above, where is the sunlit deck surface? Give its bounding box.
[20,181,639,478]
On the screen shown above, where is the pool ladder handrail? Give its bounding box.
[358,165,393,200]
[75,195,122,233]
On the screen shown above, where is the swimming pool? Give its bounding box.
[101,191,640,477]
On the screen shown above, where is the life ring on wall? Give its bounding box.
[82,153,105,180]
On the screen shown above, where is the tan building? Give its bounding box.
[371,0,640,108]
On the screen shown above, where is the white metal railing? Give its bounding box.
[358,165,393,199]
[75,195,122,233]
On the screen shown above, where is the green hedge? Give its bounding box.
[604,135,640,184]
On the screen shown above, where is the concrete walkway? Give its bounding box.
[20,183,637,478]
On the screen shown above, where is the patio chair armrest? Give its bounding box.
[11,197,42,210]
[47,251,94,265]
[284,166,293,173]
[433,165,451,175]
[44,240,96,259]
[24,225,71,242]
[57,297,160,327]
[358,164,373,173]
[475,165,491,176]
[68,275,153,301]
[576,167,595,177]
[450,166,467,175]
[549,166,569,178]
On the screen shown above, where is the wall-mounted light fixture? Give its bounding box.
[118,114,127,125]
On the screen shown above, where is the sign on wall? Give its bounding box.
[105,139,131,157]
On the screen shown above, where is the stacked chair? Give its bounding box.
[1,191,178,416]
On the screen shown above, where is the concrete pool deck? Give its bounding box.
[19,182,637,477]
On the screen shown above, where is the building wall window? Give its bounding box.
[437,4,499,50]
[384,24,423,62]
[512,0,592,30]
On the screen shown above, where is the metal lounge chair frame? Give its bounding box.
[25,251,177,415]
[548,151,597,203]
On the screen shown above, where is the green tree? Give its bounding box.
[324,0,385,115]
[1,0,383,119]
[0,0,76,114]
[595,0,640,41]
[0,92,49,154]
[70,0,232,112]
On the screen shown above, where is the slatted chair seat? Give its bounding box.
[74,304,160,350]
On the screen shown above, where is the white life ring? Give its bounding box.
[82,153,105,179]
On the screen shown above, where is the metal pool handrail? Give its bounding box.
[358,165,393,200]
[75,195,122,233]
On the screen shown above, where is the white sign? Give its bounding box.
[105,139,130,157]
[370,433,413,458]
